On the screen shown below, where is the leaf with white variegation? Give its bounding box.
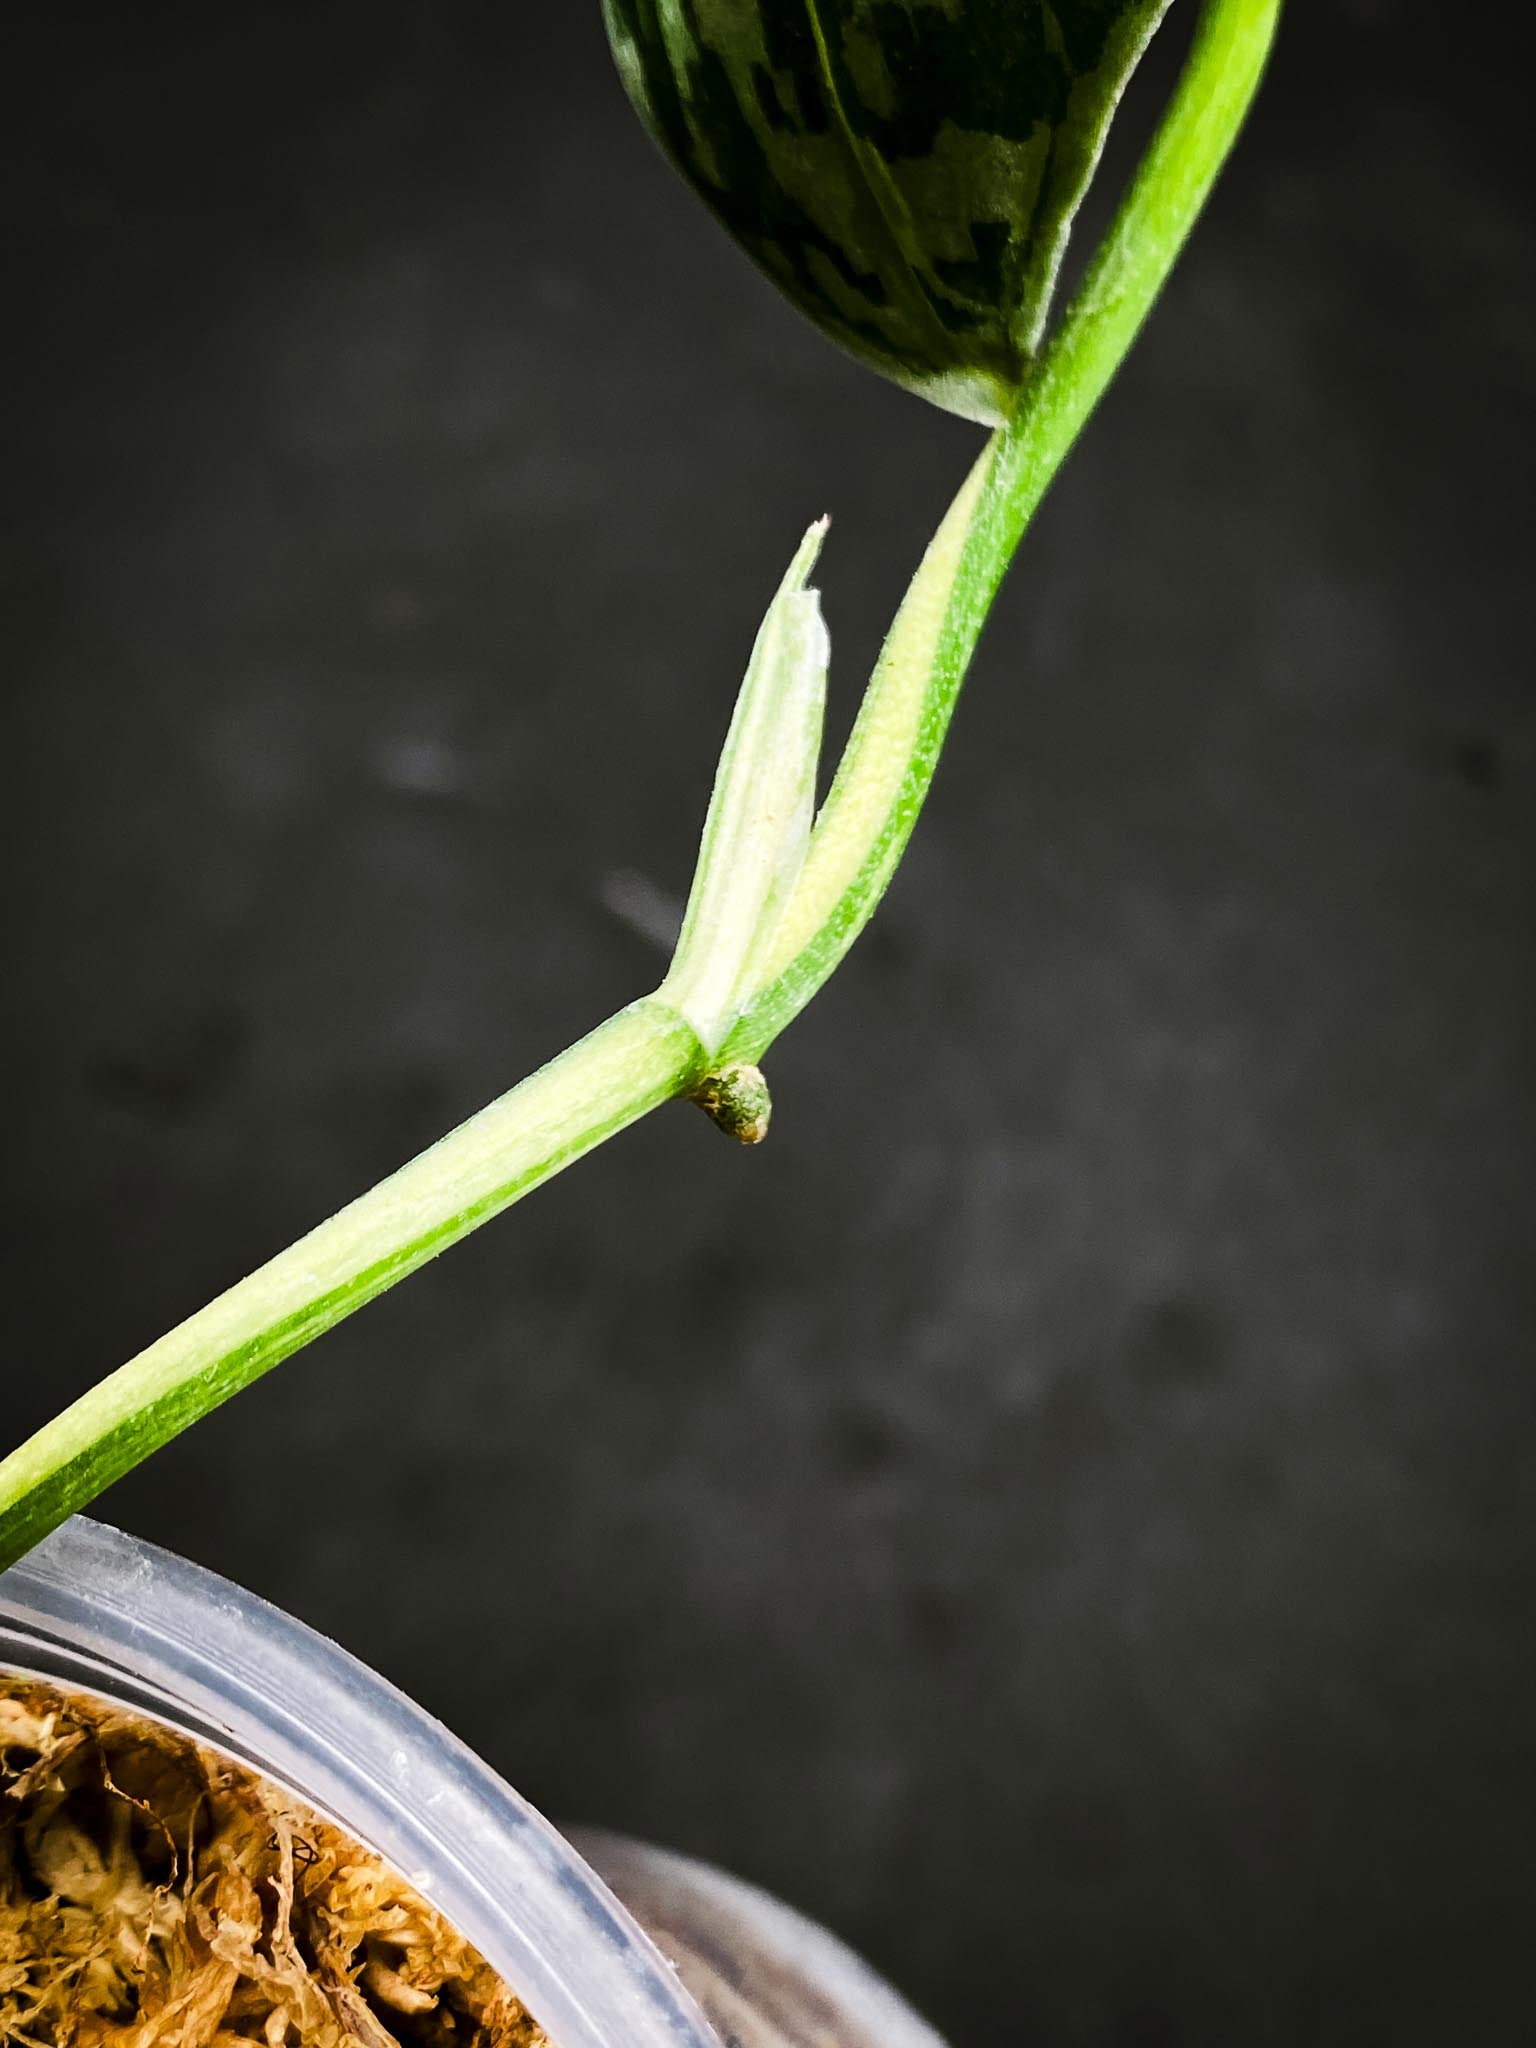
[602,0,1171,422]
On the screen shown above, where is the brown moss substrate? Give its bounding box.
[0,1676,549,2048]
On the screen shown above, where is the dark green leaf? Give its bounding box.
[603,0,1172,421]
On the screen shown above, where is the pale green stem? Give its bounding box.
[726,0,1281,1062]
[0,1002,703,1570]
[0,0,1277,1576]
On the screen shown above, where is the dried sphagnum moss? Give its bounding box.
[0,1677,549,2048]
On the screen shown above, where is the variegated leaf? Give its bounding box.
[603,0,1171,422]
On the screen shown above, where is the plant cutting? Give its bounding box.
[0,2,1279,2043]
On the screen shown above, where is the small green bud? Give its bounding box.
[602,0,1170,424]
[692,1063,774,1143]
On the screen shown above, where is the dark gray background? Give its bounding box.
[3,4,1533,2043]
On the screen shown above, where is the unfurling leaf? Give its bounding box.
[602,0,1171,423]
[658,519,830,1054]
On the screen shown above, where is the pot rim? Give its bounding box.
[0,1516,718,2048]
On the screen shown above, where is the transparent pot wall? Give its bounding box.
[0,1518,716,2048]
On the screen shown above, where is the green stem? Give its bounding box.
[0,1001,703,1571]
[0,0,1277,1576]
[725,0,1280,1063]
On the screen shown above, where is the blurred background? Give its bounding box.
[3,3,1533,2042]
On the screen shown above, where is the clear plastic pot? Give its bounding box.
[0,1516,715,2048]
[0,1518,948,2048]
